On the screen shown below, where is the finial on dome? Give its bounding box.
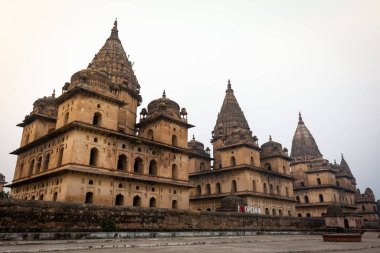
[298,111,304,124]
[341,153,344,159]
[110,18,119,39]
[269,135,272,141]
[227,79,231,89]
[192,134,195,140]
[162,90,166,98]
[52,89,55,98]
[334,159,337,165]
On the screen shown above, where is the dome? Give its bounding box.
[188,135,210,157]
[326,203,344,216]
[219,195,247,211]
[31,91,58,118]
[70,68,111,89]
[261,135,288,157]
[145,91,181,120]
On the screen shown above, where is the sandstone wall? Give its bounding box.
[0,199,324,232]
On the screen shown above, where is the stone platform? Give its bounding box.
[322,233,362,242]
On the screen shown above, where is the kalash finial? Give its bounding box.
[227,79,231,89]
[298,111,304,124]
[269,135,272,141]
[110,18,119,39]
[52,89,56,98]
[192,134,195,140]
[162,90,166,98]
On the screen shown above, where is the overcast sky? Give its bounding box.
[1,0,379,198]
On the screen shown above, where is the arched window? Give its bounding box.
[252,180,256,192]
[31,195,35,200]
[39,194,44,200]
[279,209,283,216]
[28,159,35,176]
[147,129,154,140]
[265,208,269,215]
[298,213,302,217]
[134,157,144,173]
[276,185,280,195]
[319,194,324,202]
[230,156,236,166]
[304,195,309,203]
[172,200,178,209]
[263,183,268,194]
[92,112,102,127]
[88,180,94,185]
[264,162,272,170]
[269,184,274,194]
[206,208,211,211]
[215,182,221,194]
[35,157,42,174]
[317,178,321,185]
[115,194,124,206]
[172,135,178,146]
[200,162,205,171]
[306,213,311,217]
[283,166,286,174]
[285,187,289,197]
[89,148,99,166]
[149,197,156,208]
[250,157,254,165]
[231,180,237,193]
[287,210,291,217]
[64,112,69,125]
[57,147,64,167]
[133,195,141,207]
[296,196,300,203]
[25,133,30,144]
[272,208,276,216]
[362,205,366,211]
[117,154,127,171]
[172,164,178,179]
[149,160,158,176]
[205,184,211,195]
[85,192,93,204]
[53,192,58,201]
[196,185,201,196]
[43,153,50,171]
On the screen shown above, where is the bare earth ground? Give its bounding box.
[1,232,379,253]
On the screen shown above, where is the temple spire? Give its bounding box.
[298,111,304,124]
[162,90,166,98]
[291,112,323,161]
[109,19,119,40]
[227,79,231,90]
[269,135,272,141]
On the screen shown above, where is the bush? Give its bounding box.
[101,218,116,232]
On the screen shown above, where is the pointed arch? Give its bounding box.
[196,185,201,196]
[149,197,156,208]
[205,183,211,195]
[133,195,141,207]
[57,147,64,167]
[28,159,35,176]
[117,154,127,171]
[89,147,99,166]
[172,200,178,209]
[115,194,124,206]
[92,112,102,127]
[43,153,50,171]
[172,135,178,146]
[171,164,178,179]
[134,157,144,173]
[231,180,237,193]
[215,182,221,194]
[85,192,93,204]
[149,159,158,175]
[230,156,236,166]
[147,129,154,140]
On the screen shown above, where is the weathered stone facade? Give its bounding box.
[355,188,379,222]
[0,199,324,232]
[8,21,192,210]
[188,81,296,216]
[290,113,377,220]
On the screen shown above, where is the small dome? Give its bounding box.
[31,91,57,118]
[188,135,209,157]
[146,91,181,119]
[326,203,344,216]
[70,68,111,88]
[219,195,247,211]
[261,135,285,156]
